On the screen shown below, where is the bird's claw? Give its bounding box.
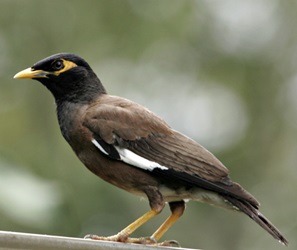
[84,233,128,242]
[157,240,181,247]
[84,234,180,247]
[127,236,157,244]
[128,238,180,247]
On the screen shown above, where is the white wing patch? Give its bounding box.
[91,139,108,156]
[91,138,168,171]
[115,146,169,171]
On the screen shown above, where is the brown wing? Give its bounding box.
[84,94,259,206]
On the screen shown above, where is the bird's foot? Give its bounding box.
[85,234,156,244]
[85,234,180,247]
[126,237,180,247]
[157,240,180,247]
[84,233,128,242]
[158,240,181,247]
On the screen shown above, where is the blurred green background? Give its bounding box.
[0,0,296,249]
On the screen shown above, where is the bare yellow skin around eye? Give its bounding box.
[53,59,78,76]
[14,59,78,79]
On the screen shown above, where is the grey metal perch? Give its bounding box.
[0,231,199,250]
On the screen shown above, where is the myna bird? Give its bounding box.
[14,53,288,246]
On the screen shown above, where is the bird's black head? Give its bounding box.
[14,53,106,103]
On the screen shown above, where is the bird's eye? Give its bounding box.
[52,60,64,70]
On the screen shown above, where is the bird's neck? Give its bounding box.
[45,71,107,105]
[55,100,88,142]
[53,84,106,105]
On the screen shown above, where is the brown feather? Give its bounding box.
[82,94,289,244]
[84,94,259,206]
[223,196,288,246]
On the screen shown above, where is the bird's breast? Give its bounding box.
[56,101,163,197]
[56,101,90,143]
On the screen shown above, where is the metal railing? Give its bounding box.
[0,231,197,250]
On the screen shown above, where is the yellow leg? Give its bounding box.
[85,201,185,246]
[151,211,181,241]
[151,201,185,241]
[86,209,159,243]
[116,209,158,241]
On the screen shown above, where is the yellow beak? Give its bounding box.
[14,67,49,79]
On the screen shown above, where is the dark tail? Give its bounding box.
[223,196,288,246]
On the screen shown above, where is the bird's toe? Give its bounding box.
[84,233,128,242]
[158,240,181,247]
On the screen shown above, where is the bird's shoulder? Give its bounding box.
[83,94,173,143]
[82,93,230,180]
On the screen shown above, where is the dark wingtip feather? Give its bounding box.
[257,212,289,246]
[223,196,288,246]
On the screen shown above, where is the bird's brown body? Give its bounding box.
[56,97,160,197]
[58,94,251,206]
[14,53,288,247]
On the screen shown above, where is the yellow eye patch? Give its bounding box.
[14,58,79,80]
[53,59,78,76]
